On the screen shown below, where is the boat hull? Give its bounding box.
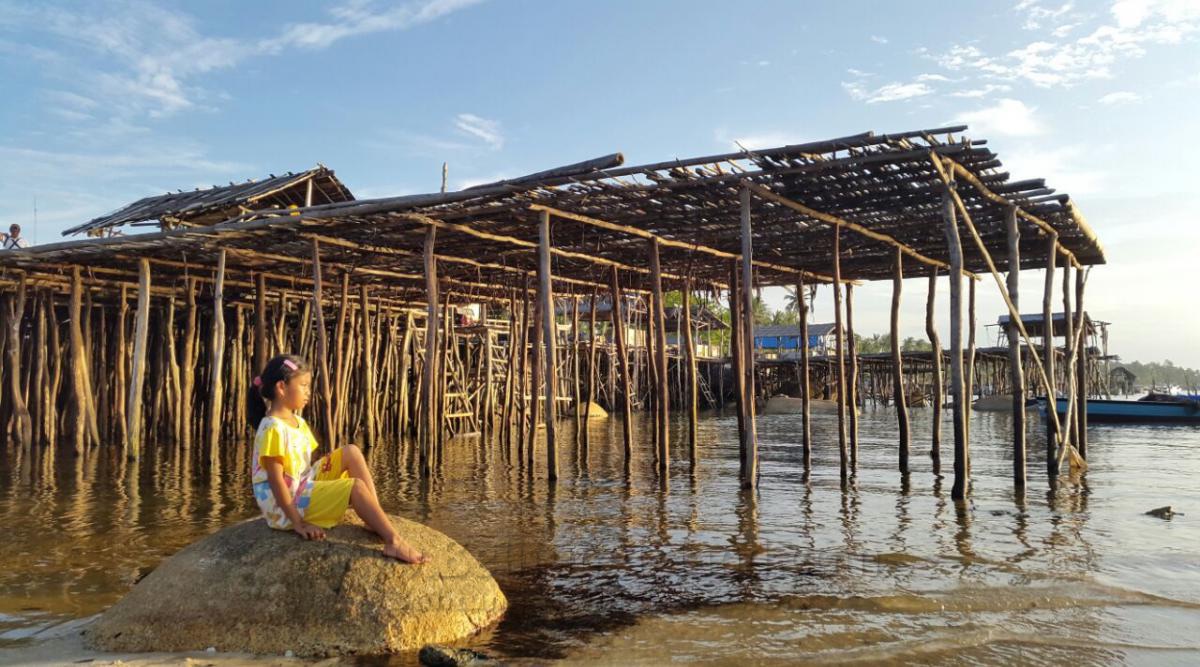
[1038,397,1200,425]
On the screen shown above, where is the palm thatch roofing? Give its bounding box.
[62,165,353,236]
[2,125,1105,309]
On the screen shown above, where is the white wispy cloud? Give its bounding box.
[953,98,1044,137]
[454,113,504,150]
[950,83,1012,98]
[935,1,1200,88]
[1098,90,1142,104]
[870,35,889,44]
[843,80,934,104]
[1,0,485,120]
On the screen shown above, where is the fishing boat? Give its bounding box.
[1037,395,1200,425]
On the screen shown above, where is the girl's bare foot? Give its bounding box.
[383,540,430,564]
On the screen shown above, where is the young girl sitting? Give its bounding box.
[248,354,429,563]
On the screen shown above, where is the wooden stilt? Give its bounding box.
[846,283,859,471]
[421,228,438,476]
[649,238,669,478]
[1061,263,1075,450]
[180,278,197,453]
[255,273,267,373]
[308,240,336,457]
[1006,206,1026,487]
[610,267,633,469]
[126,259,151,460]
[682,282,698,461]
[926,267,943,472]
[944,182,969,500]
[206,250,227,467]
[729,263,745,453]
[571,295,581,441]
[359,284,377,449]
[798,276,812,469]
[538,209,559,482]
[1075,269,1088,459]
[891,248,910,474]
[739,185,758,488]
[832,227,848,484]
[4,280,31,449]
[584,285,599,457]
[1043,235,1058,477]
[527,290,542,470]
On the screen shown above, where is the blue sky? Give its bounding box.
[2,0,1198,368]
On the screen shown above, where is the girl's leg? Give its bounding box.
[349,479,428,564]
[339,444,379,500]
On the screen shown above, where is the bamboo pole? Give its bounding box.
[891,248,910,474]
[610,267,633,469]
[739,186,759,489]
[943,183,969,501]
[206,250,227,467]
[538,209,559,483]
[1006,206,1026,488]
[126,259,151,460]
[926,267,943,472]
[832,227,848,483]
[798,276,812,470]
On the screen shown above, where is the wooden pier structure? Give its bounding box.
[0,126,1105,498]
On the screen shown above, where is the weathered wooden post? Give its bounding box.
[943,181,969,500]
[610,268,633,468]
[207,249,228,467]
[1075,269,1088,459]
[648,238,669,478]
[798,277,812,469]
[126,259,151,460]
[729,263,745,454]
[1005,206,1026,487]
[422,228,439,476]
[682,282,698,461]
[891,248,910,474]
[359,284,377,449]
[1043,235,1058,477]
[739,185,758,489]
[538,209,559,482]
[584,286,599,456]
[846,283,859,471]
[832,227,848,483]
[255,273,268,374]
[926,267,943,472]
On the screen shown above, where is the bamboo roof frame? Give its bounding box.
[1,125,1103,311]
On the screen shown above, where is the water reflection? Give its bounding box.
[1,409,1199,664]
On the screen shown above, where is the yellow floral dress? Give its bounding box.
[251,415,355,529]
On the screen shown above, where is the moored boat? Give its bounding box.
[1037,396,1200,425]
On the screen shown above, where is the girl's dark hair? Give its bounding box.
[247,354,312,428]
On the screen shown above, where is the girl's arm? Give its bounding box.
[263,456,325,540]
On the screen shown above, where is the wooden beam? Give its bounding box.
[745,181,979,279]
[530,203,837,285]
[944,181,970,501]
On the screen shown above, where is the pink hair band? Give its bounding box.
[252,376,263,387]
[283,359,299,371]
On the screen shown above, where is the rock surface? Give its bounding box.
[85,515,507,657]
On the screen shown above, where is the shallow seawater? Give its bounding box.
[1,405,1199,665]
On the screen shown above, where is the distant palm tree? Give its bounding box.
[784,284,817,314]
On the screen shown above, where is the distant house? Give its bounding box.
[752,322,838,359]
[1110,366,1137,395]
[63,165,354,237]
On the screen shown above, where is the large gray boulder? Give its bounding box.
[85,515,507,657]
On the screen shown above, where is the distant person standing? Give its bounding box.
[1,224,29,249]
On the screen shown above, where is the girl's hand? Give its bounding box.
[294,521,325,540]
